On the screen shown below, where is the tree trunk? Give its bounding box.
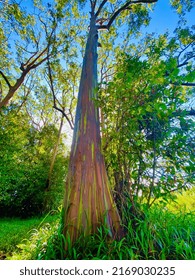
[46,115,64,192]
[44,116,64,211]
[63,12,122,243]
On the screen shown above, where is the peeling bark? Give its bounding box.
[63,12,122,243]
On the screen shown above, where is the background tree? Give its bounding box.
[0,1,58,108]
[0,106,68,217]
[99,26,195,223]
[0,0,77,109]
[0,0,80,215]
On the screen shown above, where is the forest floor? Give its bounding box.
[0,189,195,260]
[1,207,194,260]
[0,214,57,260]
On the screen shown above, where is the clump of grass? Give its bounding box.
[0,212,58,259]
[0,217,37,253]
[5,205,195,260]
[142,207,195,259]
[52,206,195,260]
[44,209,195,260]
[167,187,195,214]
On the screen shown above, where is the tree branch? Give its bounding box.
[95,0,107,17]
[16,75,35,114]
[131,0,157,3]
[172,107,195,118]
[177,41,195,67]
[0,22,57,110]
[170,81,195,87]
[22,51,39,69]
[0,70,11,88]
[31,55,50,69]
[27,47,48,69]
[0,51,51,109]
[181,82,195,87]
[0,80,2,102]
[188,108,195,116]
[46,55,74,130]
[97,0,157,30]
[53,104,74,130]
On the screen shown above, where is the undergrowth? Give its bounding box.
[0,212,57,256]
[7,206,195,260]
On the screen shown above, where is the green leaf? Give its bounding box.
[145,104,153,112]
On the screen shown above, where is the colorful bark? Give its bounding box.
[63,13,122,243]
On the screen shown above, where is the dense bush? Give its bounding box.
[0,164,48,217]
[0,110,68,218]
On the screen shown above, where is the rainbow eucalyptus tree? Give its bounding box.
[63,0,158,243]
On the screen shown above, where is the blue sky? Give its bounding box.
[20,0,194,35]
[146,0,195,34]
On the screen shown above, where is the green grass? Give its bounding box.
[6,206,195,260]
[167,188,195,214]
[0,212,58,257]
[1,190,195,260]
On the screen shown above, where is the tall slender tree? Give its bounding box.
[0,0,62,109]
[63,0,158,243]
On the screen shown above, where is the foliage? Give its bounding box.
[0,0,76,220]
[98,30,195,213]
[0,0,82,109]
[166,187,195,213]
[0,213,58,256]
[6,205,195,260]
[171,0,194,14]
[0,109,68,217]
[44,153,69,212]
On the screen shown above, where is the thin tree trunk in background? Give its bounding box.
[46,115,64,192]
[63,11,122,243]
